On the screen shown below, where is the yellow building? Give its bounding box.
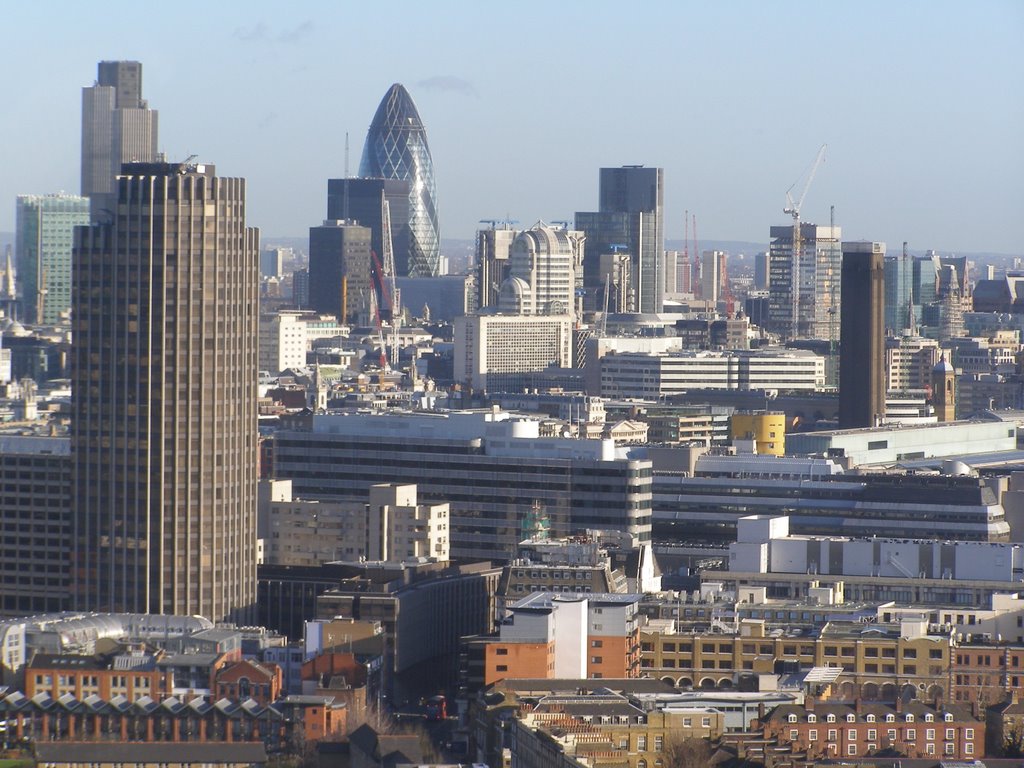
[730,411,786,455]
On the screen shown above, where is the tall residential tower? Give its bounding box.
[72,162,258,623]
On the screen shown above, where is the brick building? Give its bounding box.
[757,700,984,761]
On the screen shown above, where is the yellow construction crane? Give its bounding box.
[783,144,827,338]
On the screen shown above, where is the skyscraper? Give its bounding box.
[326,178,410,275]
[308,220,373,324]
[576,166,664,314]
[883,252,915,335]
[359,84,440,277]
[81,61,159,221]
[15,194,90,324]
[475,224,519,312]
[767,223,842,340]
[72,162,258,623]
[839,241,886,429]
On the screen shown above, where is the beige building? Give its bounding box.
[259,480,449,566]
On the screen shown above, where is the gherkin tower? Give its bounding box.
[359,83,440,277]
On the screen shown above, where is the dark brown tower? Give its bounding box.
[72,162,259,623]
[839,241,886,428]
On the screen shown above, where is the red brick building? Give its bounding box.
[757,700,984,761]
[952,641,1024,705]
[214,659,282,706]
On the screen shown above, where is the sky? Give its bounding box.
[2,0,1023,254]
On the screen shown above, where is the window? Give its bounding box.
[926,729,935,741]
[847,714,856,723]
[495,648,508,656]
[906,728,916,741]
[496,665,507,672]
[790,729,799,741]
[888,729,897,741]
[654,736,663,752]
[965,728,974,740]
[828,730,837,742]
[848,729,857,740]
[591,656,603,664]
[809,729,818,741]
[848,745,857,756]
[591,640,603,648]
[826,714,836,723]
[788,714,798,724]
[866,714,875,723]
[638,736,647,751]
[926,744,935,755]
[966,743,974,755]
[702,717,711,728]
[945,743,955,755]
[945,728,955,740]
[868,729,877,741]
[886,714,895,723]
[807,714,816,724]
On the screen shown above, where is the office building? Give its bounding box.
[0,435,71,616]
[292,268,309,309]
[595,348,826,399]
[476,224,520,311]
[72,162,258,623]
[80,61,159,221]
[884,251,915,334]
[455,312,573,392]
[271,409,653,561]
[886,335,940,392]
[259,480,449,566]
[497,224,583,317]
[326,177,410,276]
[358,83,440,276]
[308,220,373,324]
[259,311,308,374]
[14,194,90,324]
[767,223,841,340]
[700,250,727,303]
[576,166,664,313]
[839,241,886,428]
[260,246,290,279]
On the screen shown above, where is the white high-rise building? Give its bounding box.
[701,250,727,303]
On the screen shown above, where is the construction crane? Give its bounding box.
[381,197,400,368]
[478,218,519,229]
[783,144,827,339]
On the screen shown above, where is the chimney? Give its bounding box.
[758,702,766,722]
[895,696,904,714]
[806,696,816,713]
[855,698,863,715]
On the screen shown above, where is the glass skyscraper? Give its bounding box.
[359,83,440,277]
[15,193,90,324]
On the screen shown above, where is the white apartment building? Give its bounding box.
[258,480,449,566]
[597,349,825,399]
[454,313,573,392]
[259,311,309,374]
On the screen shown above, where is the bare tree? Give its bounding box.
[663,735,714,768]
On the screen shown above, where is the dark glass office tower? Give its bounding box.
[326,177,410,275]
[72,162,259,623]
[359,84,440,277]
[309,220,373,324]
[575,166,664,314]
[839,241,886,429]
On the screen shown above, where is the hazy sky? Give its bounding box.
[3,0,1022,254]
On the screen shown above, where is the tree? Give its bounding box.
[662,735,714,768]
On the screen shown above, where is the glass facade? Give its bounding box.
[359,84,440,277]
[15,194,90,324]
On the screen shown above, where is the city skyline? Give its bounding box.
[1,1,1022,254]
